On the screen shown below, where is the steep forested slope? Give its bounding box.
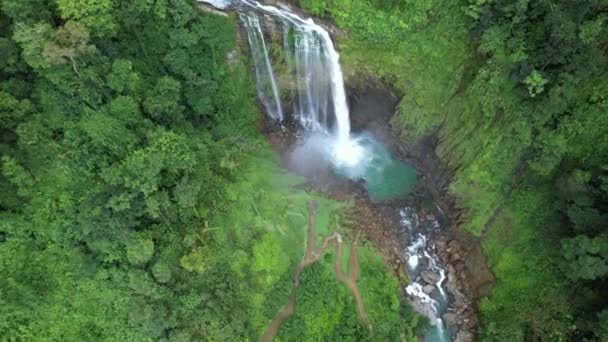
[298,0,608,340]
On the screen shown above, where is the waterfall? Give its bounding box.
[200,0,351,146]
[240,11,284,121]
[241,0,351,144]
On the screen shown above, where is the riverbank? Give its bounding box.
[348,82,495,340]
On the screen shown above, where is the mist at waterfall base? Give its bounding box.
[289,132,417,201]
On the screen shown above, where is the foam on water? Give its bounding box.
[400,207,452,341]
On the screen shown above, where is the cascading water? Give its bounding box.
[240,11,284,121]
[399,207,452,342]
[240,0,351,142]
[201,0,360,165]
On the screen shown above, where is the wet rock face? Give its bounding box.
[435,234,495,341]
[347,83,399,143]
[443,312,459,326]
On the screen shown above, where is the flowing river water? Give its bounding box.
[200,1,454,340]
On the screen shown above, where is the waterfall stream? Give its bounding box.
[399,207,452,341]
[239,0,351,144]
[199,1,452,340]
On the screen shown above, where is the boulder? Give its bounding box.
[446,240,465,260]
[455,331,475,342]
[442,312,459,326]
[454,260,466,272]
[453,293,466,308]
[422,284,434,295]
[421,270,441,284]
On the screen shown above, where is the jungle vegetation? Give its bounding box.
[2,0,608,341]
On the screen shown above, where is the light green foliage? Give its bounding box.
[126,236,155,266]
[12,22,53,70]
[523,70,548,98]
[251,233,289,288]
[13,20,96,77]
[106,59,142,94]
[42,21,94,67]
[79,110,138,157]
[151,261,172,283]
[55,0,118,36]
[180,247,206,274]
[579,15,606,45]
[143,76,183,122]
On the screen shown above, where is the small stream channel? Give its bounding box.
[399,206,452,342]
[200,1,457,340]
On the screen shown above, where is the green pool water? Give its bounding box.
[332,134,419,202]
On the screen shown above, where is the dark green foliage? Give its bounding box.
[0,0,255,339]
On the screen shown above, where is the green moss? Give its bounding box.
[479,186,575,339]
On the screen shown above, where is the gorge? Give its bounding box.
[2,0,607,341]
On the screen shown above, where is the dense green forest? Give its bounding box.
[0,0,424,340]
[298,0,608,340]
[2,0,608,341]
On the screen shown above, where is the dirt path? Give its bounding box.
[261,201,370,342]
[333,230,370,326]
